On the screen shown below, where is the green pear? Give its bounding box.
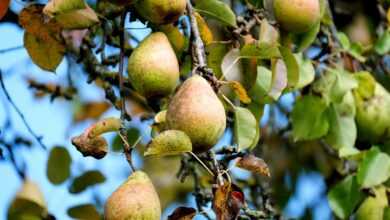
[104,171,161,220]
[135,0,186,24]
[166,75,226,152]
[8,180,48,220]
[128,32,179,98]
[273,0,320,33]
[354,72,390,143]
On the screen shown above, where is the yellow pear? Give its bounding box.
[104,171,161,220]
[135,0,186,24]
[273,0,320,33]
[128,32,179,98]
[166,75,226,152]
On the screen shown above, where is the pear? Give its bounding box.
[8,180,48,219]
[273,0,320,33]
[128,32,179,98]
[135,0,186,24]
[104,171,161,220]
[166,75,226,152]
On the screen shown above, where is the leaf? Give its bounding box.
[213,183,244,220]
[327,175,364,219]
[236,154,270,177]
[0,0,10,20]
[47,146,72,185]
[228,81,251,104]
[295,21,321,52]
[43,0,99,29]
[295,53,315,89]
[269,59,288,100]
[206,43,228,78]
[111,127,141,152]
[357,147,390,188]
[221,48,244,82]
[168,207,196,220]
[24,32,65,72]
[69,170,106,194]
[67,204,100,220]
[279,46,299,88]
[234,107,259,151]
[374,30,390,55]
[144,130,192,157]
[249,66,272,102]
[259,19,279,46]
[328,68,358,103]
[194,12,213,45]
[356,187,388,220]
[195,0,237,27]
[154,110,167,124]
[73,101,111,123]
[338,32,351,49]
[292,95,329,141]
[240,43,280,60]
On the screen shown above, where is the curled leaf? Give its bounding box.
[144,130,192,157]
[213,183,244,220]
[71,134,108,159]
[168,207,196,220]
[228,81,251,104]
[236,154,270,177]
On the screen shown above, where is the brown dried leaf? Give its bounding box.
[0,0,10,20]
[228,81,252,104]
[236,154,270,177]
[167,207,196,220]
[73,102,111,123]
[213,183,244,220]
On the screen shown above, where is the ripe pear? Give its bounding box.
[166,75,226,152]
[8,180,48,219]
[104,171,161,220]
[128,32,179,98]
[273,0,320,33]
[135,0,186,24]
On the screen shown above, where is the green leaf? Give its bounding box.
[356,187,388,220]
[69,170,106,194]
[295,21,321,52]
[259,19,279,46]
[195,0,237,27]
[292,95,329,141]
[357,147,390,188]
[111,127,141,152]
[234,106,259,151]
[269,59,288,100]
[295,53,315,89]
[240,43,280,60]
[24,32,65,72]
[144,130,192,157]
[374,30,390,55]
[279,47,299,88]
[47,146,72,185]
[325,104,358,157]
[327,175,364,219]
[67,204,100,220]
[206,43,228,78]
[338,32,351,49]
[249,66,272,102]
[329,69,358,103]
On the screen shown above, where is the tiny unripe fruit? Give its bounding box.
[273,0,320,33]
[135,0,186,24]
[128,32,179,98]
[104,171,161,220]
[166,75,226,152]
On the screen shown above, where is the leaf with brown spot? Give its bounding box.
[213,183,243,220]
[228,81,252,104]
[73,102,111,123]
[0,0,10,20]
[236,154,271,177]
[168,207,196,220]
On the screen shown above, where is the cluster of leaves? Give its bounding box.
[1,0,390,219]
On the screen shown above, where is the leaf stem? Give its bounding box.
[188,152,215,177]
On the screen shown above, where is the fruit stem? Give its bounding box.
[188,152,215,177]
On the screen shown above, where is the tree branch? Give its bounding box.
[0,70,47,150]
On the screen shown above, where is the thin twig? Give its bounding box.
[0,70,47,150]
[0,45,24,54]
[188,152,215,177]
[118,11,135,172]
[209,151,224,185]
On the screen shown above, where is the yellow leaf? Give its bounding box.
[24,32,65,72]
[387,8,390,25]
[194,12,214,45]
[229,81,252,104]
